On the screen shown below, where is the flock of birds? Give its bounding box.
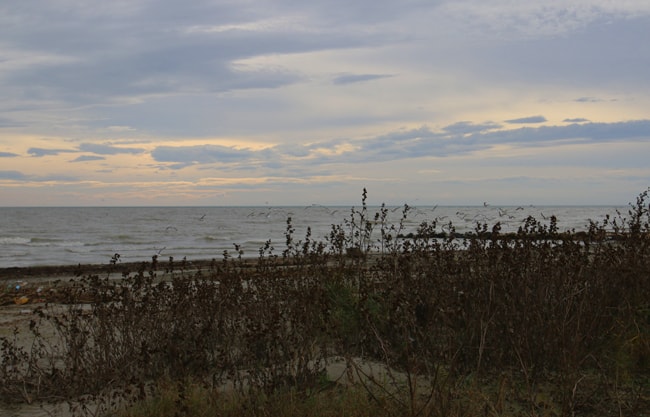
[173,203,544,228]
[160,203,545,229]
[152,203,554,257]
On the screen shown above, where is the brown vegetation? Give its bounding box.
[1,188,649,416]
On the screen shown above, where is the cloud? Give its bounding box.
[146,120,650,171]
[27,147,75,157]
[2,1,650,206]
[0,116,22,128]
[78,143,145,155]
[25,144,143,159]
[504,116,547,124]
[0,170,79,182]
[332,73,393,85]
[575,97,605,103]
[440,2,650,40]
[151,144,257,164]
[0,170,27,180]
[466,120,650,150]
[0,0,389,110]
[442,121,501,134]
[70,155,106,162]
[322,119,650,162]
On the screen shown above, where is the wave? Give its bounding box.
[0,236,87,248]
[29,238,85,247]
[0,236,31,245]
[201,235,233,242]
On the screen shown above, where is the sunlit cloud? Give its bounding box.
[145,120,650,170]
[1,0,649,205]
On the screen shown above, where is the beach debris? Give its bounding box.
[14,296,29,305]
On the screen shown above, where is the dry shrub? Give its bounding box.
[1,188,649,416]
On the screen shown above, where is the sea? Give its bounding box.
[0,205,630,268]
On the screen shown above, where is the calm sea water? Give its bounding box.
[0,205,627,268]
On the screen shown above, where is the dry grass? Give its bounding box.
[2,188,649,417]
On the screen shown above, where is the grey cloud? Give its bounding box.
[504,116,547,124]
[274,144,311,158]
[332,73,393,85]
[442,121,501,134]
[312,120,650,164]
[0,170,27,180]
[459,17,650,89]
[1,0,393,108]
[294,0,435,26]
[151,144,256,164]
[0,169,78,181]
[575,97,604,103]
[70,155,106,162]
[0,116,22,128]
[78,143,145,155]
[467,120,650,146]
[142,119,650,176]
[564,118,589,123]
[28,147,75,157]
[167,163,194,170]
[0,152,19,157]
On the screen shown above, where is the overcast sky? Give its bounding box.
[1,0,649,206]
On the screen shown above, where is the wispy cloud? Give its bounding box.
[1,0,649,205]
[442,121,501,134]
[0,170,27,180]
[27,148,76,157]
[504,116,547,124]
[149,120,650,168]
[332,73,393,85]
[78,143,145,155]
[151,145,258,165]
[70,155,106,162]
[0,116,23,128]
[575,97,614,103]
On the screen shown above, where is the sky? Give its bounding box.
[1,0,649,206]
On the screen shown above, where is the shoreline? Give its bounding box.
[1,228,631,282]
[0,258,226,283]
